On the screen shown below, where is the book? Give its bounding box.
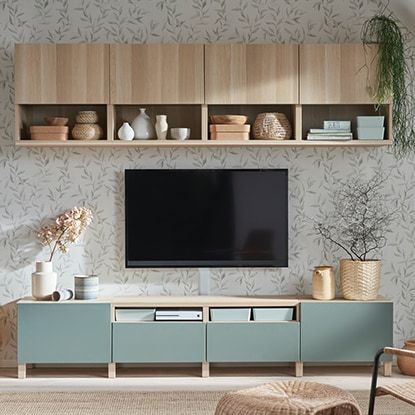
[307,134,353,141]
[323,121,351,130]
[307,133,352,141]
[309,128,351,134]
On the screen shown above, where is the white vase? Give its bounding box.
[31,261,57,300]
[155,115,168,140]
[132,108,156,140]
[117,122,134,141]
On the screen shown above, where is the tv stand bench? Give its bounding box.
[17,296,393,379]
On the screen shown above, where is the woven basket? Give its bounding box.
[76,111,99,124]
[72,123,103,140]
[253,112,292,140]
[340,259,381,300]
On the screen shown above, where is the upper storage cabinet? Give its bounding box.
[300,44,381,104]
[205,44,299,104]
[15,44,109,104]
[110,44,204,104]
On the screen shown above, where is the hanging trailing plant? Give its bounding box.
[361,12,415,158]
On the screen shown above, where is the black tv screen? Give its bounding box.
[125,169,288,268]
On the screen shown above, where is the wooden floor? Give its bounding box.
[0,366,411,392]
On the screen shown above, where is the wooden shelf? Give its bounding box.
[15,139,392,147]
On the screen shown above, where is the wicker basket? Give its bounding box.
[340,259,381,300]
[75,111,99,124]
[72,123,103,140]
[253,112,292,140]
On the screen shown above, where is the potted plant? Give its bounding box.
[361,13,415,158]
[315,174,394,300]
[33,207,93,300]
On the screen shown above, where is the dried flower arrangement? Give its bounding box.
[314,173,394,261]
[38,207,93,262]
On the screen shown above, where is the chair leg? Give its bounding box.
[368,348,384,415]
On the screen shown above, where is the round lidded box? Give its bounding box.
[75,111,99,124]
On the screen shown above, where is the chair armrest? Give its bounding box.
[384,347,415,359]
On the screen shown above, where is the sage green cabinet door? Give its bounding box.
[301,302,393,362]
[18,303,111,363]
[112,322,206,363]
[207,322,300,362]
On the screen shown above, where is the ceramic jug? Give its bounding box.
[312,265,335,300]
[132,108,156,140]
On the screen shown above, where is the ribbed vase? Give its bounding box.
[340,259,381,300]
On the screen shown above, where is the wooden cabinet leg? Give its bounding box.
[295,362,303,377]
[383,361,392,377]
[108,363,116,379]
[202,362,209,378]
[18,363,26,379]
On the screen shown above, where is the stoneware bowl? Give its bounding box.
[44,117,69,126]
[170,128,190,140]
[210,115,248,125]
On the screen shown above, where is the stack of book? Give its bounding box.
[307,121,352,141]
[210,124,251,140]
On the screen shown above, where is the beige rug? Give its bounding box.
[0,390,414,414]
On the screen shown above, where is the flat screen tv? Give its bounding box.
[125,169,288,268]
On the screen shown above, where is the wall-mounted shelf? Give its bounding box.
[14,43,393,149]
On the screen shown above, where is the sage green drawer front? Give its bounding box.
[112,322,206,363]
[301,302,393,362]
[207,322,300,362]
[18,303,111,363]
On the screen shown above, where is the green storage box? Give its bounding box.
[210,308,251,321]
[253,307,294,321]
[115,308,155,322]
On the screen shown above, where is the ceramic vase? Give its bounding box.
[118,122,135,141]
[31,261,57,300]
[132,108,156,140]
[74,274,99,300]
[155,115,168,140]
[397,339,415,375]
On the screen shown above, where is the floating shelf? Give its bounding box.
[15,139,392,147]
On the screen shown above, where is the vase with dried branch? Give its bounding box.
[32,207,93,300]
[315,174,394,300]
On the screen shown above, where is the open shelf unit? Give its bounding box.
[16,103,393,147]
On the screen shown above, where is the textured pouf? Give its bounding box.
[215,381,362,415]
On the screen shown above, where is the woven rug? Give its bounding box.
[0,390,414,414]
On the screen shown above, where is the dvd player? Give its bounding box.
[155,309,203,321]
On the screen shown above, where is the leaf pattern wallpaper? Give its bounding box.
[0,0,415,365]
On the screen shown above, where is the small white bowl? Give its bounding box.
[170,128,190,140]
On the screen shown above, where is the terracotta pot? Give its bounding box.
[397,340,415,375]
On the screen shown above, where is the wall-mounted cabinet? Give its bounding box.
[110,44,204,104]
[300,44,380,104]
[14,43,393,148]
[15,44,109,104]
[205,44,299,104]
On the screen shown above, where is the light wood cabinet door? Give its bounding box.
[300,44,380,104]
[15,44,109,104]
[205,44,299,104]
[110,44,204,104]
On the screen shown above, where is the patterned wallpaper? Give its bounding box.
[0,0,414,365]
